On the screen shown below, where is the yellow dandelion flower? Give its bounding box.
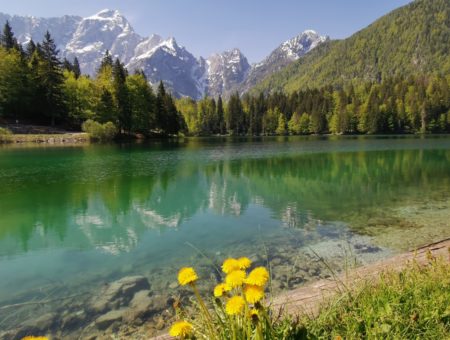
[245,267,269,287]
[225,270,246,288]
[21,337,49,340]
[225,295,245,315]
[222,258,240,274]
[177,267,198,286]
[237,257,252,269]
[214,283,231,297]
[244,284,265,303]
[169,320,193,338]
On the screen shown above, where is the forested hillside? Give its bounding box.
[177,74,450,135]
[0,23,183,137]
[252,0,450,94]
[1,0,449,138]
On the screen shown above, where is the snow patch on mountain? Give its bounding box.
[0,10,327,99]
[204,48,250,98]
[238,30,328,94]
[64,9,142,74]
[127,36,205,99]
[280,30,328,60]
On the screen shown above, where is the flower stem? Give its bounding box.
[191,283,216,339]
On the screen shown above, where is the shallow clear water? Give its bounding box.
[0,135,449,333]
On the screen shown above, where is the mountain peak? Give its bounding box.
[92,9,122,19]
[236,29,326,94]
[0,9,327,100]
[280,30,328,60]
[205,47,250,98]
[166,36,178,47]
[230,47,242,55]
[302,29,319,36]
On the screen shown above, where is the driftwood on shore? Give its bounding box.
[152,238,450,340]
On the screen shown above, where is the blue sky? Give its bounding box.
[0,0,412,62]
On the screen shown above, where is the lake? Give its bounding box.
[0,135,449,336]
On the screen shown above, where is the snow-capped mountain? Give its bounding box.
[127,36,205,98]
[0,12,81,51]
[238,30,329,94]
[204,48,251,98]
[65,9,142,75]
[0,10,327,99]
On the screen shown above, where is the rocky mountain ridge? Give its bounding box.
[0,9,327,98]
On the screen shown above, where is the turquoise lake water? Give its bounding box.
[0,135,449,334]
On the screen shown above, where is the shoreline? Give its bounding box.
[0,136,448,339]
[1,132,450,147]
[0,237,448,339]
[272,237,450,317]
[151,238,450,340]
[0,132,90,145]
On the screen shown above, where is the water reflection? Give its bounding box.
[0,137,449,257]
[0,137,449,336]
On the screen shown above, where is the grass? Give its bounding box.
[172,253,449,339]
[297,255,450,339]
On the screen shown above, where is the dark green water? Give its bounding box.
[0,135,449,332]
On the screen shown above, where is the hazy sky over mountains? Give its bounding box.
[0,0,412,62]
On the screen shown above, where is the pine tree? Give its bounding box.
[163,94,181,135]
[208,98,216,134]
[226,92,244,135]
[96,88,116,123]
[216,96,225,134]
[254,92,266,135]
[134,69,147,80]
[73,57,81,79]
[99,50,113,73]
[248,99,256,135]
[63,58,73,72]
[25,39,36,59]
[1,21,17,49]
[153,81,183,135]
[156,81,168,133]
[113,58,131,134]
[39,31,65,126]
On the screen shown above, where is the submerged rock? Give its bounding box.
[61,309,87,330]
[123,290,153,324]
[95,309,127,330]
[90,275,150,313]
[21,312,59,332]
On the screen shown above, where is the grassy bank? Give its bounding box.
[167,253,449,340]
[296,255,450,339]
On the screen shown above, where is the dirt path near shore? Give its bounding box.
[1,132,89,145]
[273,238,450,317]
[152,238,450,340]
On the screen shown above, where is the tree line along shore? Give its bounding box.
[1,22,449,143]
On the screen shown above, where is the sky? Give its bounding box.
[0,0,413,63]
